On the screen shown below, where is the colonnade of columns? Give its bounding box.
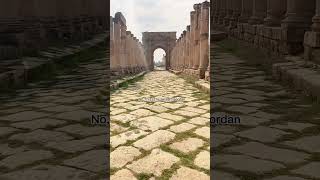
[0,0,109,60]
[170,1,210,80]
[110,12,147,77]
[212,0,318,59]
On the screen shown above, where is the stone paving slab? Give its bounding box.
[0,50,108,179]
[111,71,210,179]
[212,45,320,179]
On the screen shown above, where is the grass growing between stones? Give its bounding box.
[110,73,146,94]
[137,173,153,180]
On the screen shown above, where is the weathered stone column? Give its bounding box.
[312,0,320,31]
[193,4,201,71]
[239,0,253,22]
[171,47,175,70]
[132,36,137,73]
[218,0,227,24]
[113,19,121,74]
[37,0,59,44]
[179,39,181,70]
[189,11,196,70]
[304,0,320,62]
[132,38,137,73]
[56,0,72,40]
[213,0,221,24]
[264,0,287,26]
[230,0,242,27]
[125,31,131,73]
[186,26,191,71]
[174,46,178,70]
[249,0,268,24]
[183,31,187,69]
[224,0,233,26]
[114,13,127,75]
[20,0,47,53]
[282,0,316,54]
[199,1,210,79]
[110,16,116,73]
[0,0,23,59]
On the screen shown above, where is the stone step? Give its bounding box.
[273,59,320,101]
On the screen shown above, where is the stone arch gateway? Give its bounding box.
[142,32,176,70]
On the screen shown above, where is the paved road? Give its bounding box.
[110,71,210,180]
[211,45,320,180]
[0,54,108,179]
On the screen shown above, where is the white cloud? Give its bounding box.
[110,0,209,63]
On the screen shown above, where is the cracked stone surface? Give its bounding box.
[0,49,108,180]
[212,46,320,179]
[111,71,210,179]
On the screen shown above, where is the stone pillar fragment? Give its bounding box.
[282,0,316,54]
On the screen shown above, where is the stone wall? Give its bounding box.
[0,0,109,60]
[110,12,147,77]
[212,0,320,64]
[169,1,210,81]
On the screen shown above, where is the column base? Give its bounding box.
[304,31,320,64]
[198,68,206,79]
[205,70,210,81]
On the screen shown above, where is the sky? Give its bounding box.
[111,0,208,63]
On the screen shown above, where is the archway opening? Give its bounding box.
[153,48,166,70]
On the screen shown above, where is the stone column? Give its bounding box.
[56,0,72,40]
[249,0,268,24]
[171,48,174,70]
[213,0,221,24]
[239,0,253,22]
[304,0,320,62]
[19,0,43,53]
[264,0,287,26]
[110,17,115,72]
[183,31,187,69]
[282,0,316,54]
[230,0,242,27]
[224,0,233,26]
[132,38,137,73]
[125,31,131,73]
[199,1,210,79]
[115,13,127,74]
[176,36,181,70]
[113,20,121,74]
[218,0,227,24]
[193,4,201,71]
[131,36,136,73]
[312,0,320,31]
[186,26,191,71]
[38,0,59,43]
[0,0,22,59]
[189,11,196,70]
